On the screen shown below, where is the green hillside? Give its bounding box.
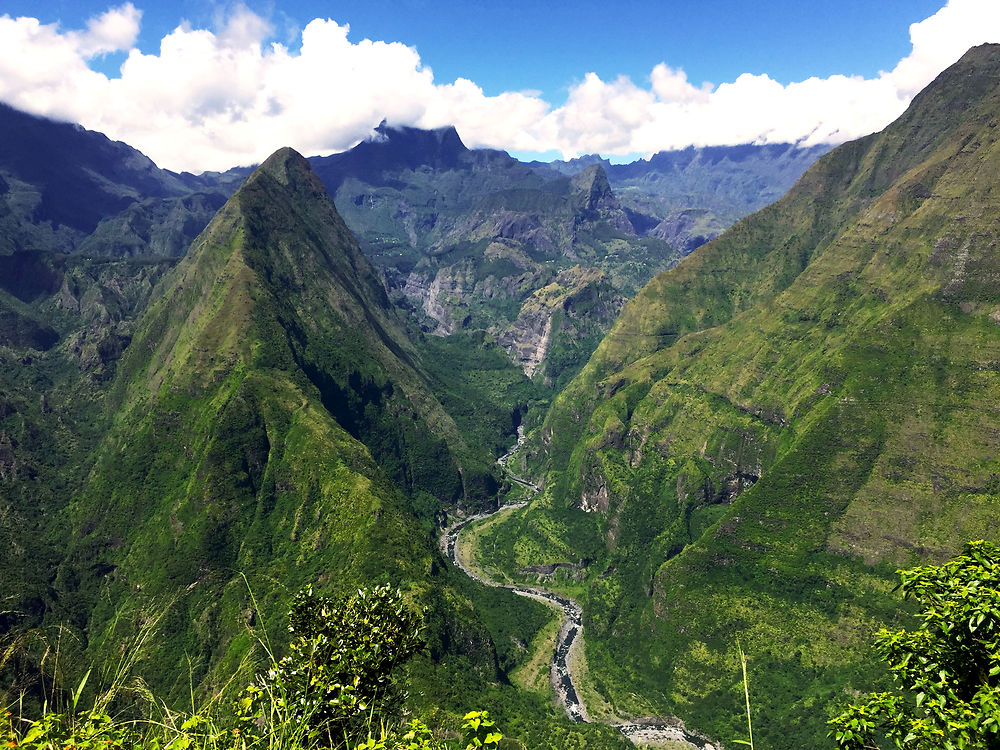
[46,148,496,693]
[475,43,1000,748]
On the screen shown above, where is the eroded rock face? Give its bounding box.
[496,266,626,381]
[318,129,685,377]
[403,266,463,334]
[501,303,553,377]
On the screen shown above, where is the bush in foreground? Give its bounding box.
[3,585,502,750]
[829,540,1000,750]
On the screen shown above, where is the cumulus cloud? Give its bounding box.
[534,0,1000,158]
[76,2,141,57]
[0,0,997,171]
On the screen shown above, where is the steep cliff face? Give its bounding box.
[496,267,626,385]
[310,125,831,387]
[380,162,676,343]
[489,44,1000,749]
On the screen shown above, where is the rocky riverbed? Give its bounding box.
[439,432,716,749]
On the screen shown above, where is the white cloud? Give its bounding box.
[76,2,141,57]
[0,0,997,171]
[533,0,1000,159]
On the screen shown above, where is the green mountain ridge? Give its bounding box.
[46,147,500,692]
[478,42,1000,748]
[0,143,630,748]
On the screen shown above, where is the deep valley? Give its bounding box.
[2,41,1000,750]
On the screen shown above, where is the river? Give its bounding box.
[439,427,715,749]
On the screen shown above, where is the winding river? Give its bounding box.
[440,428,715,749]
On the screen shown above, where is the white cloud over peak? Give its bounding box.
[0,0,997,172]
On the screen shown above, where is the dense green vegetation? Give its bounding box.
[470,43,1000,748]
[10,45,1000,750]
[0,147,631,750]
[417,330,550,461]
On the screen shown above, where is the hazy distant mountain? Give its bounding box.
[0,103,248,258]
[528,142,832,251]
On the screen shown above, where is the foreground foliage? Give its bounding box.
[829,540,1000,750]
[2,586,503,750]
[236,585,424,748]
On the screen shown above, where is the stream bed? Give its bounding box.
[439,430,715,749]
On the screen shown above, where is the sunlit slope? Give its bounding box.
[57,148,490,693]
[508,44,1000,747]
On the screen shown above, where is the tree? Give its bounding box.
[829,540,1000,750]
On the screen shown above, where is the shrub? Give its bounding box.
[829,540,1000,750]
[235,584,424,748]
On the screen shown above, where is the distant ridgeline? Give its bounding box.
[309,123,828,387]
[482,42,1000,749]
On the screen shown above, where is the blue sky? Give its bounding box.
[0,1,995,171]
[6,1,945,95]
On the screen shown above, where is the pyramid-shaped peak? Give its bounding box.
[571,163,611,191]
[570,163,615,207]
[248,146,319,187]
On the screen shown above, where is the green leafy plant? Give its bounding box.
[459,711,502,750]
[235,584,425,748]
[3,708,139,750]
[351,712,503,750]
[829,540,1000,750]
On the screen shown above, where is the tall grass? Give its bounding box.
[1,582,502,750]
[733,643,754,750]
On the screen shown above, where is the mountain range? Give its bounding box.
[6,42,999,750]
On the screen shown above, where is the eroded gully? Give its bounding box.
[439,427,715,749]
